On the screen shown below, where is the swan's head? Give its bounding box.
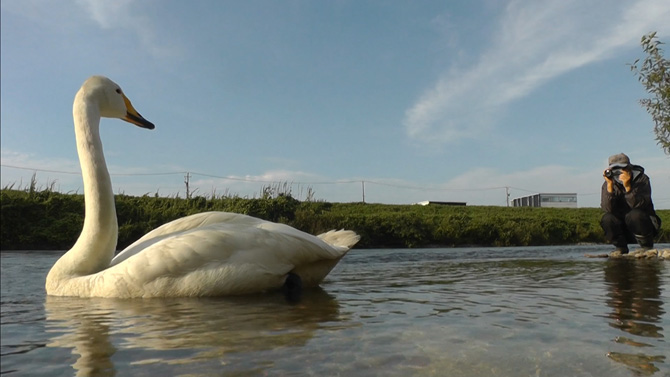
[79,76,155,129]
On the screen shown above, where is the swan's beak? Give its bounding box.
[122,94,155,130]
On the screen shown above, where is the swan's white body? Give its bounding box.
[45,76,359,298]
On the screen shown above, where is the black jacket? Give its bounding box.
[600,164,658,221]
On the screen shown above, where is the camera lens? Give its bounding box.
[605,169,613,178]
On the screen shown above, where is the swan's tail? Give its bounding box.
[317,230,360,250]
[293,230,360,287]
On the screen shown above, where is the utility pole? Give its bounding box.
[362,180,366,203]
[184,172,191,199]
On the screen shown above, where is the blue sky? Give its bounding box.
[2,0,669,208]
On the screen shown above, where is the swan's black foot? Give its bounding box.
[282,272,302,303]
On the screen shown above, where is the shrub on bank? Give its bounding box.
[1,189,668,250]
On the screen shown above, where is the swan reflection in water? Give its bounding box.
[45,289,346,376]
[604,259,666,375]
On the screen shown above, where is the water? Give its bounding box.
[1,246,669,376]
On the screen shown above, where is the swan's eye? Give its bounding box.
[115,88,122,94]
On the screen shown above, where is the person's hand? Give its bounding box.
[603,169,614,193]
[619,169,632,192]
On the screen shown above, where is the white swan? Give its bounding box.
[45,76,360,298]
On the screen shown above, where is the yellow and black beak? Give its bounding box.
[122,94,155,130]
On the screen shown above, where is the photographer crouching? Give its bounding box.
[601,153,661,254]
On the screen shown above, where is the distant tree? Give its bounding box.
[630,32,670,154]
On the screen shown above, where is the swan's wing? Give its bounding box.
[104,215,350,296]
[111,212,272,266]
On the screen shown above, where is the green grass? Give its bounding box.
[1,188,668,250]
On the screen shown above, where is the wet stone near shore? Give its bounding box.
[585,248,670,259]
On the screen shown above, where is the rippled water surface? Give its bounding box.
[2,246,669,376]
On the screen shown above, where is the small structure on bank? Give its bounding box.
[512,193,577,208]
[414,201,467,206]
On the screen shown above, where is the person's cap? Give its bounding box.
[608,153,631,169]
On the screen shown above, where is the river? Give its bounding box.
[1,246,668,376]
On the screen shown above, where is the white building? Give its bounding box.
[512,193,577,208]
[414,200,467,206]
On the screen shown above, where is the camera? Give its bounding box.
[605,168,620,178]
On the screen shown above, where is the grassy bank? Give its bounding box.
[1,189,668,250]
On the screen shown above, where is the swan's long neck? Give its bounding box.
[74,96,119,260]
[48,92,118,286]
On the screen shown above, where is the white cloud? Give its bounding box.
[186,170,361,201]
[362,158,669,208]
[0,150,82,191]
[404,0,670,144]
[75,0,177,58]
[3,149,668,208]
[75,0,134,29]
[1,0,178,58]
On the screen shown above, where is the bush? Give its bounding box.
[1,188,668,250]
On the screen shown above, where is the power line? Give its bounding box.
[0,164,183,176]
[2,164,357,186]
[190,171,360,185]
[1,164,83,175]
[365,180,510,192]
[0,163,586,198]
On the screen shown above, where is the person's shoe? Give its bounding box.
[635,234,654,251]
[614,245,629,255]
